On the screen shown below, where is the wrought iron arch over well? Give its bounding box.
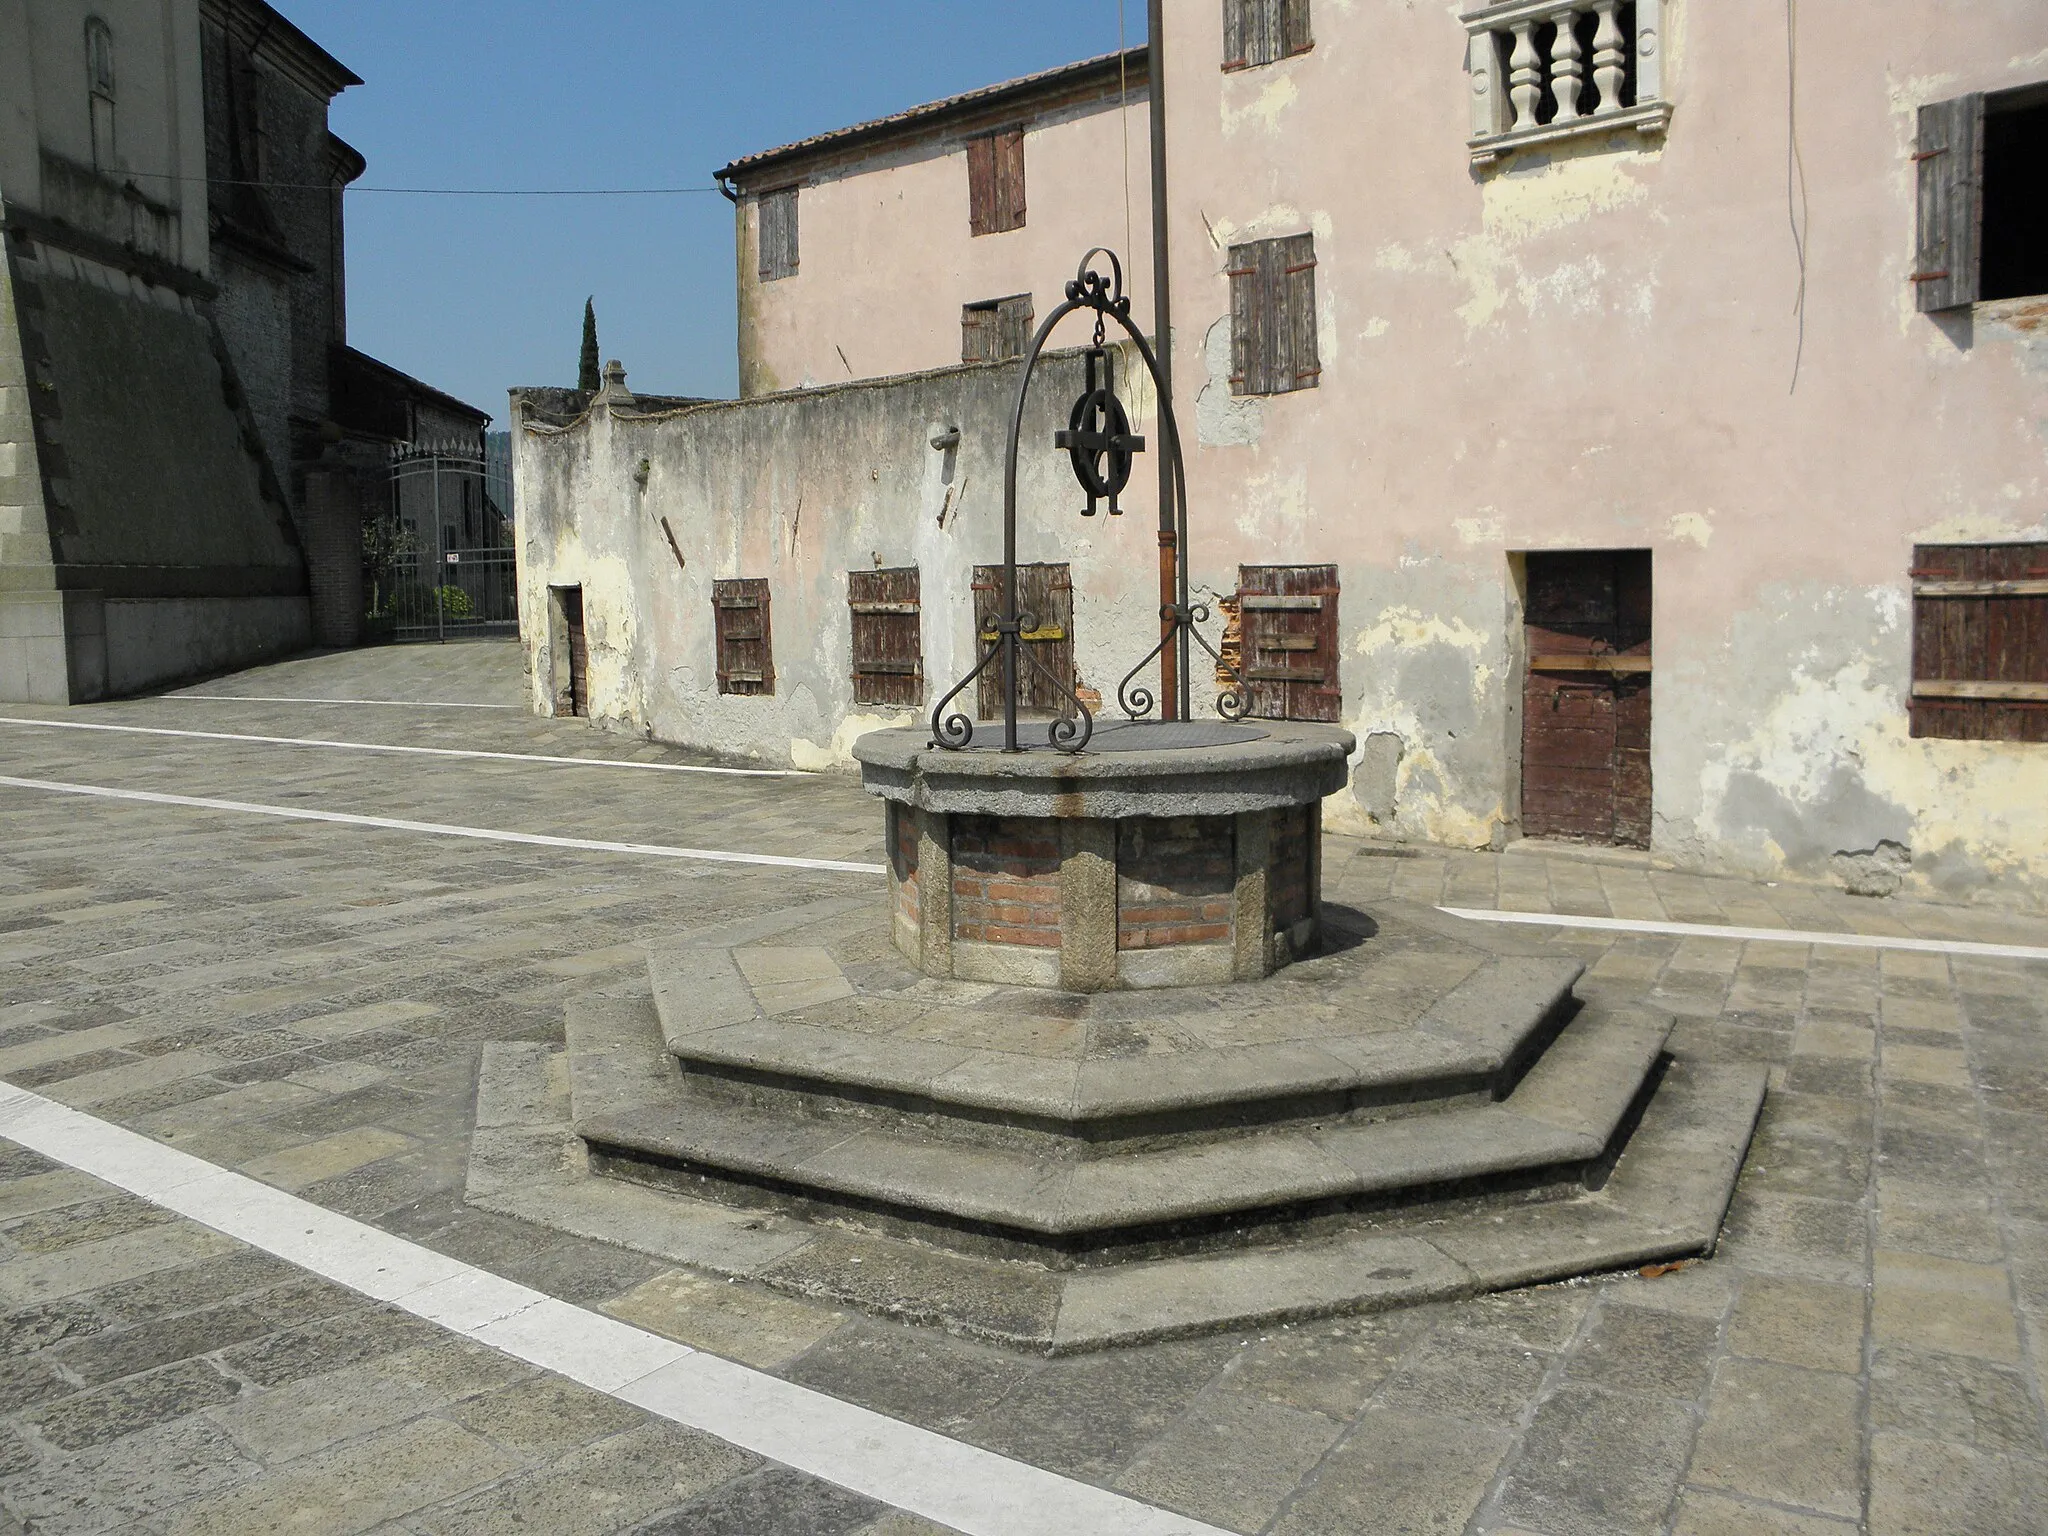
[929,248,1248,755]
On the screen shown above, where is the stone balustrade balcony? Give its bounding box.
[1464,0,1670,165]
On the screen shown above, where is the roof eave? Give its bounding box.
[715,46,1148,190]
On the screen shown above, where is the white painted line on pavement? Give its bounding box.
[1440,906,2048,963]
[0,775,885,876]
[0,1082,1229,1536]
[0,715,798,779]
[166,693,522,709]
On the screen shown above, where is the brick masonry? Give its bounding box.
[889,800,919,931]
[950,814,1061,947]
[1272,803,1314,932]
[1116,815,1235,950]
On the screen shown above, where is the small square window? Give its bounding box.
[961,295,1034,363]
[967,128,1026,235]
[1226,234,1319,396]
[1909,544,2048,742]
[1224,0,1312,71]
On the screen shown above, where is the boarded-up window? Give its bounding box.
[757,188,798,281]
[961,295,1036,363]
[1521,551,1652,848]
[1910,543,2048,742]
[1227,234,1319,396]
[1223,0,1313,70]
[714,577,774,696]
[850,567,923,707]
[1917,86,2048,311]
[972,563,1073,720]
[1238,565,1340,722]
[967,127,1027,235]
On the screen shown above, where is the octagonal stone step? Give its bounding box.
[646,941,1586,1139]
[570,990,1672,1253]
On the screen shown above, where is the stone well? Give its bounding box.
[853,720,1353,991]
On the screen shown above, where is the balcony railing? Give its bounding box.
[1463,0,1670,166]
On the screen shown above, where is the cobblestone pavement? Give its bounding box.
[1,640,2046,1535]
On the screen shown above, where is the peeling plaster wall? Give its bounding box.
[737,93,1152,396]
[1157,0,2048,903]
[513,348,1184,769]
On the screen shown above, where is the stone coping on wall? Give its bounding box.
[853,721,1355,819]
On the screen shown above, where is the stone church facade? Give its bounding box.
[0,0,485,700]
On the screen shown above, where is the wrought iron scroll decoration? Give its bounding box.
[930,247,1248,754]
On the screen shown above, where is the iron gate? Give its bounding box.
[366,442,519,642]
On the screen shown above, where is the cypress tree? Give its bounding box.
[578,298,600,391]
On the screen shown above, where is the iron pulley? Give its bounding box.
[1053,330,1145,518]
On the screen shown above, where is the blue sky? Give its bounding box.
[290,1,1135,420]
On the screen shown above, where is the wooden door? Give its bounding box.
[559,586,588,718]
[1521,551,1652,847]
[972,563,1073,719]
[1239,565,1341,721]
[714,577,774,696]
[849,567,923,707]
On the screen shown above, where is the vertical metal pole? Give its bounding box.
[432,452,445,643]
[1148,0,1178,720]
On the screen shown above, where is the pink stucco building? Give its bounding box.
[519,1,2048,908]
[717,49,1152,396]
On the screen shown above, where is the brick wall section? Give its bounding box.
[890,802,920,930]
[951,814,1061,947]
[1271,805,1313,931]
[1117,815,1235,950]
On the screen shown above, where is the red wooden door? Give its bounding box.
[1521,551,1652,847]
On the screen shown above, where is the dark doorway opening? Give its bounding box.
[1521,551,1652,848]
[1982,97,2048,302]
[551,586,588,718]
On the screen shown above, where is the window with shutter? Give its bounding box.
[1909,544,2048,743]
[1237,565,1340,722]
[757,188,798,282]
[962,295,1035,363]
[1227,234,1319,397]
[1223,0,1313,70]
[850,568,923,707]
[967,127,1026,235]
[1916,85,2048,311]
[714,578,775,696]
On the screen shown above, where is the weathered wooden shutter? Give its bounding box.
[850,567,923,707]
[1915,94,1984,312]
[995,294,1035,358]
[1910,543,2048,742]
[1280,0,1314,58]
[1223,0,1250,69]
[966,133,996,236]
[1238,565,1340,722]
[993,127,1027,232]
[714,577,774,696]
[1281,233,1320,389]
[1228,235,1317,396]
[973,563,1074,719]
[962,304,995,363]
[757,188,798,281]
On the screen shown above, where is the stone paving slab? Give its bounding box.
[0,641,2043,1532]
